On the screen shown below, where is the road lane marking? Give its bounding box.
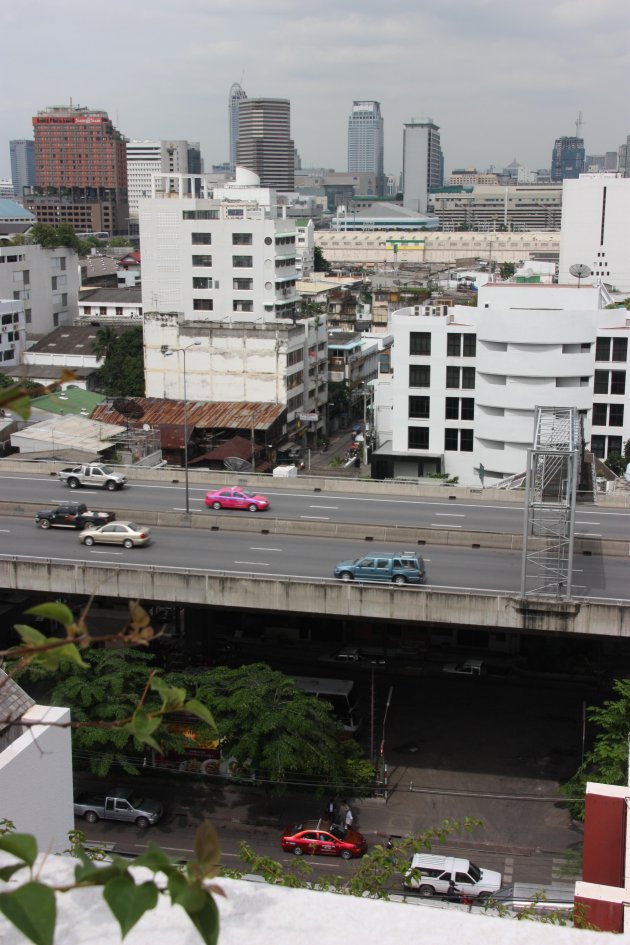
[88,550,124,555]
[434,513,465,517]
[300,515,330,520]
[576,521,600,525]
[234,560,271,566]
[309,505,339,509]
[575,533,602,537]
[0,529,11,532]
[430,524,463,528]
[250,546,282,552]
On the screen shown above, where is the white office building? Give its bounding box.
[371,283,630,486]
[0,299,26,368]
[402,119,443,214]
[347,101,384,196]
[559,173,630,292]
[0,243,79,338]
[229,81,247,170]
[139,169,300,323]
[127,140,203,215]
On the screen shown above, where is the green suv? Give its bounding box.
[334,552,426,585]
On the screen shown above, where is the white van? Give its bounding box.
[403,854,502,899]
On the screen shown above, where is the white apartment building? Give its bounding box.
[295,218,315,278]
[372,283,630,486]
[139,170,300,323]
[559,173,630,292]
[77,286,142,324]
[144,311,328,439]
[0,299,25,368]
[127,140,203,215]
[402,119,443,214]
[0,243,79,337]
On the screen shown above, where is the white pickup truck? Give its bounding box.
[57,463,127,491]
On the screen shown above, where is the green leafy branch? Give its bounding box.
[0,823,223,945]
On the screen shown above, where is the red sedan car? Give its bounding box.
[281,820,367,860]
[204,487,270,512]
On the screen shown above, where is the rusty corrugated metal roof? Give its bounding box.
[91,398,285,430]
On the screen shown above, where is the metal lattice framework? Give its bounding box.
[520,406,579,599]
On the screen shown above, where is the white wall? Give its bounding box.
[559,174,630,292]
[0,244,79,337]
[0,705,74,854]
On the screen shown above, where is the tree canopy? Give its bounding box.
[314,245,331,272]
[91,325,144,397]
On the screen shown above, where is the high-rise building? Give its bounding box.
[550,136,585,181]
[402,119,443,214]
[229,82,247,170]
[9,140,36,199]
[237,98,295,192]
[127,140,204,215]
[27,105,128,234]
[618,136,630,177]
[347,101,384,196]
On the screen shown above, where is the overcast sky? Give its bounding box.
[2,0,630,182]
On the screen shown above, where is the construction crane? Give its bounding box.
[575,111,584,139]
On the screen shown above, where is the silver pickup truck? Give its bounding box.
[74,789,163,827]
[58,464,127,491]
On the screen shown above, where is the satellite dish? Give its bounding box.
[223,457,253,471]
[569,263,592,288]
[142,423,151,431]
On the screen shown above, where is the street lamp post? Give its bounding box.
[162,341,201,515]
[379,685,394,799]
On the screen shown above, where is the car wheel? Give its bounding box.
[340,849,353,861]
[68,478,79,489]
[393,575,407,586]
[292,846,304,856]
[82,522,95,530]
[419,885,435,898]
[84,811,99,824]
[106,480,117,491]
[248,503,259,512]
[340,572,354,582]
[123,538,134,549]
[83,535,95,546]
[38,519,51,529]
[135,816,150,829]
[477,891,491,901]
[212,501,222,510]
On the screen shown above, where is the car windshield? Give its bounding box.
[468,863,482,882]
[240,490,253,497]
[100,466,114,474]
[126,793,143,808]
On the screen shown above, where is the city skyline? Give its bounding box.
[1,0,629,182]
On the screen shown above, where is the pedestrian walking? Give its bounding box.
[326,797,337,822]
[344,806,354,830]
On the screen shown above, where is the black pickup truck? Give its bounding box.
[35,502,116,530]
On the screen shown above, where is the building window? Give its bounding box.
[233,300,253,312]
[183,210,219,220]
[462,366,475,389]
[612,338,628,362]
[409,396,430,419]
[595,337,610,361]
[192,255,212,267]
[51,276,57,290]
[233,255,253,268]
[287,369,304,390]
[608,436,623,455]
[409,365,430,388]
[193,299,213,310]
[233,278,253,290]
[232,233,253,245]
[25,309,31,324]
[408,426,429,449]
[444,428,459,451]
[445,397,459,420]
[591,434,605,458]
[611,371,626,395]
[462,334,476,357]
[410,332,431,356]
[287,349,303,366]
[191,233,212,245]
[446,366,460,389]
[594,370,608,394]
[461,397,475,420]
[592,403,608,426]
[447,334,461,357]
[609,403,624,427]
[460,429,473,451]
[193,277,212,289]
[115,307,123,316]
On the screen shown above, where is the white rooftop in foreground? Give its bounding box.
[0,861,621,945]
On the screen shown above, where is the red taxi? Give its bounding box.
[281,819,367,860]
[204,487,269,512]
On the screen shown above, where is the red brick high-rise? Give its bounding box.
[26,105,129,235]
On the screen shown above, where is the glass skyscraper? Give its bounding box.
[347,101,384,196]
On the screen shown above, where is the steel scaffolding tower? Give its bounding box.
[520,406,579,599]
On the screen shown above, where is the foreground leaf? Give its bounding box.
[0,833,37,867]
[103,874,158,937]
[25,603,75,628]
[194,823,221,875]
[184,698,217,731]
[185,893,220,945]
[0,881,56,945]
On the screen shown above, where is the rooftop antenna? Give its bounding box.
[569,263,591,288]
[575,111,584,138]
[240,70,245,86]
